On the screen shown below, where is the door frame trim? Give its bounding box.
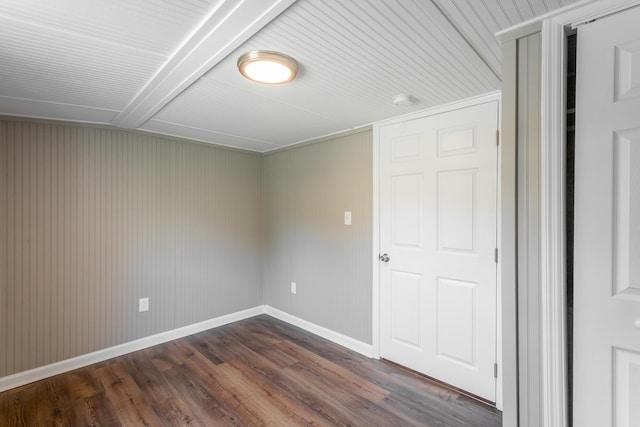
[540,2,640,426]
[372,91,503,408]
[542,2,640,427]
[498,0,640,425]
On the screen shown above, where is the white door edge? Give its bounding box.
[371,91,503,410]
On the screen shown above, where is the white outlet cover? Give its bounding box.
[139,297,149,312]
[291,282,297,294]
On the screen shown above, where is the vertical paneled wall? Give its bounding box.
[0,120,263,378]
[263,130,373,344]
[174,143,262,327]
[263,152,292,312]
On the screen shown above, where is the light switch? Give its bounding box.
[344,211,352,225]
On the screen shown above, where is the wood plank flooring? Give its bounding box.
[0,315,502,426]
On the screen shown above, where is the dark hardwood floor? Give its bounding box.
[0,315,502,426]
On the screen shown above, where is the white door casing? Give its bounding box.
[378,101,499,401]
[574,6,640,426]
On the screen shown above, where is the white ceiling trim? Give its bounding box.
[112,0,297,130]
[0,95,120,124]
[143,118,282,152]
[495,0,620,39]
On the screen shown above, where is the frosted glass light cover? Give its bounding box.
[244,61,292,83]
[238,50,298,84]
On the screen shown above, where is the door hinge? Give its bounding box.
[494,363,498,378]
[494,248,498,263]
[496,130,500,146]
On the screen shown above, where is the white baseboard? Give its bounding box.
[264,306,375,358]
[0,305,376,393]
[0,305,266,393]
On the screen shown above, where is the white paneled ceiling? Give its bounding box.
[432,0,579,76]
[0,0,580,152]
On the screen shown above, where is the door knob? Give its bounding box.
[379,253,390,263]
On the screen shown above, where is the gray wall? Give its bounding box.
[263,130,373,344]
[501,28,543,427]
[516,32,542,427]
[0,119,374,379]
[0,120,263,378]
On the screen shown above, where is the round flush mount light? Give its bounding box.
[237,50,298,84]
[392,94,415,106]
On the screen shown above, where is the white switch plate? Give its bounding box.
[291,282,297,294]
[139,297,149,312]
[344,211,352,225]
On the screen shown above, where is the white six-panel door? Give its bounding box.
[379,101,498,402]
[574,6,640,426]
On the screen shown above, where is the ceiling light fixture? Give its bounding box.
[237,50,298,84]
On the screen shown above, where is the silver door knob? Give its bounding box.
[379,253,390,263]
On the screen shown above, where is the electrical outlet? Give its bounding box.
[139,297,149,312]
[291,282,297,294]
